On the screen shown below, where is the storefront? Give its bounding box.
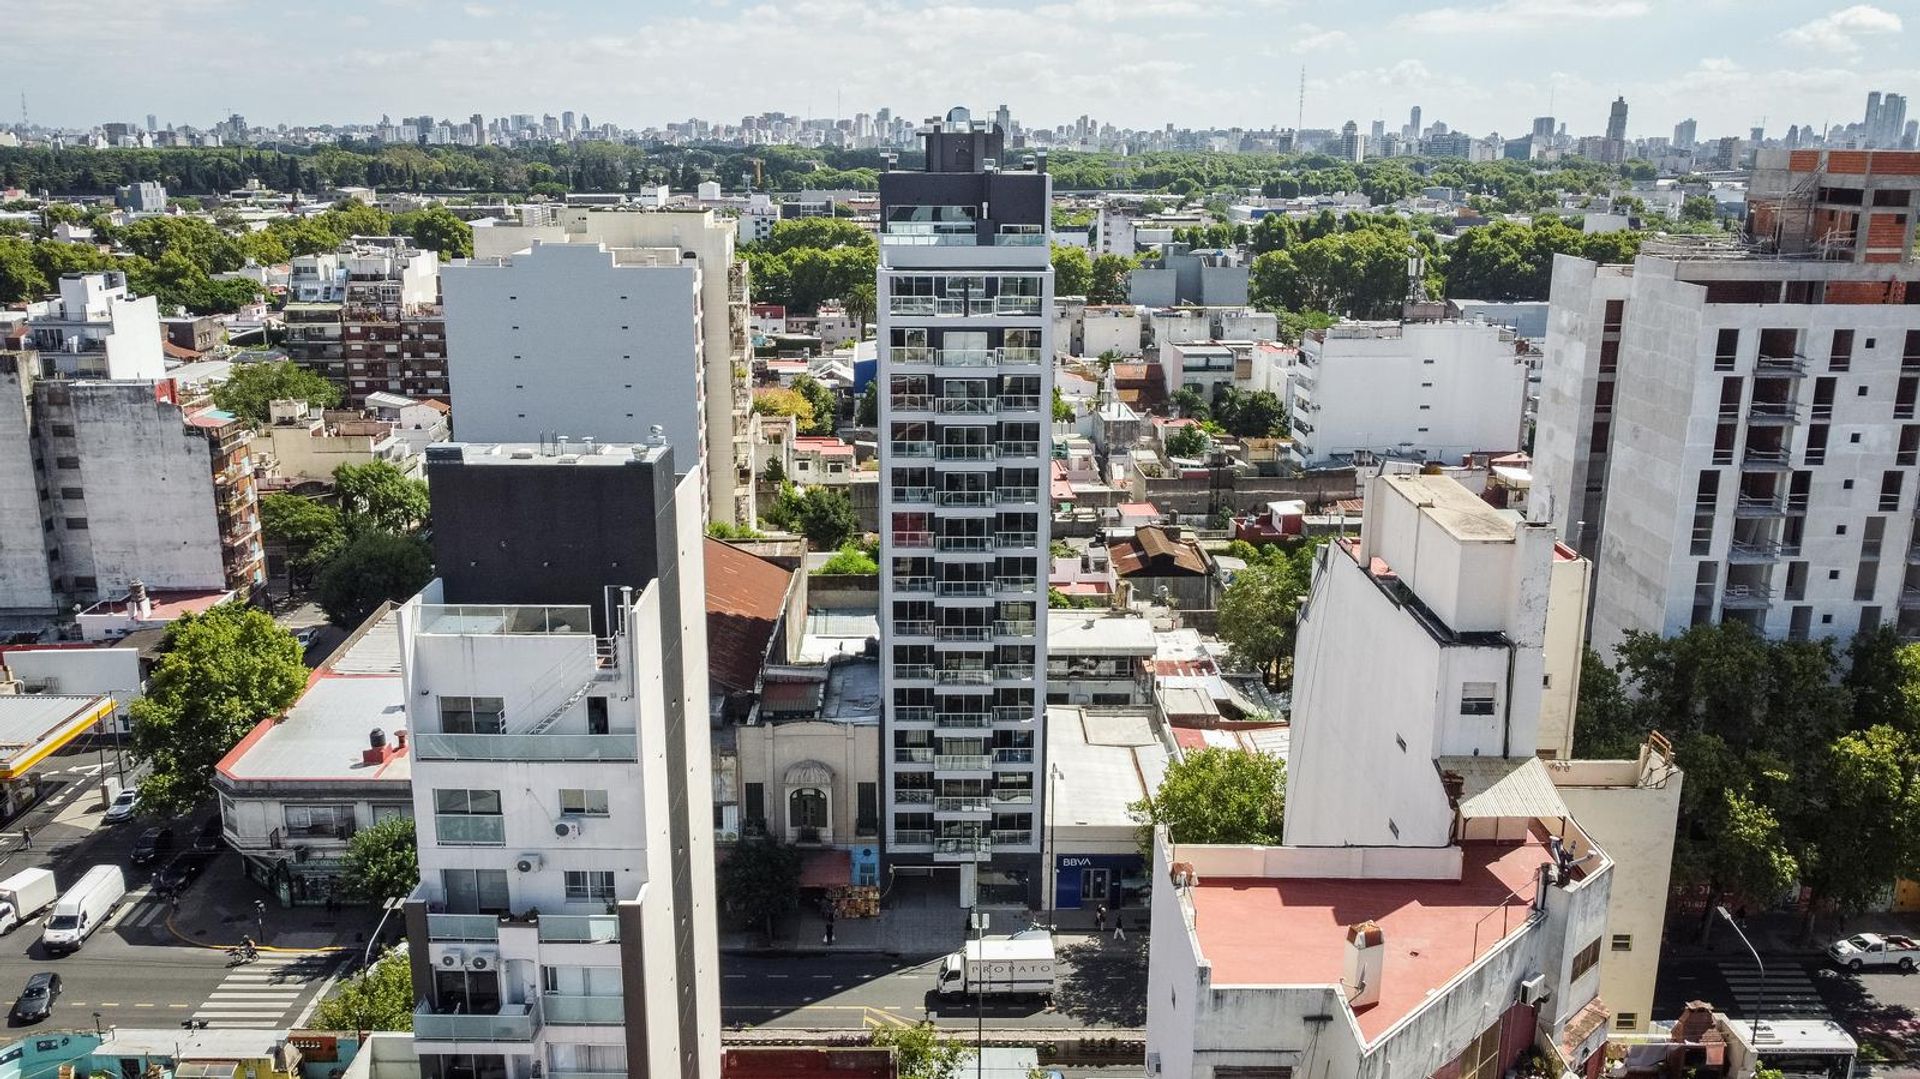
[1052,852,1145,910]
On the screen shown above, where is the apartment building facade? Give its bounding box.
[1534,150,1920,654]
[876,109,1054,907]
[22,272,163,381]
[1290,319,1530,468]
[282,242,447,407]
[401,440,719,1079]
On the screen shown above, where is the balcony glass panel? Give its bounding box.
[435,814,506,846]
[413,733,637,762]
[537,914,621,943]
[542,994,624,1025]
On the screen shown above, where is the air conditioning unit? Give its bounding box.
[1520,973,1551,1005]
[515,853,544,873]
[554,819,582,839]
[434,946,465,970]
[466,950,499,972]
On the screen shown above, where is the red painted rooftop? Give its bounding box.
[1189,836,1548,1041]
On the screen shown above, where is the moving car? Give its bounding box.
[936,933,1058,1001]
[1829,932,1920,971]
[151,852,208,894]
[42,865,126,954]
[11,973,60,1023]
[192,816,224,853]
[130,826,175,866]
[103,789,138,823]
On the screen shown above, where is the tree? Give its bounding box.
[715,834,802,942]
[392,205,474,259]
[1171,386,1210,421]
[1213,388,1288,438]
[1681,195,1719,223]
[1130,747,1286,849]
[1051,245,1093,297]
[870,1022,969,1079]
[315,530,434,627]
[786,487,858,550]
[842,281,875,336]
[211,361,340,424]
[1250,228,1409,319]
[1216,559,1308,684]
[312,952,414,1031]
[259,493,345,589]
[856,382,878,426]
[339,816,420,902]
[1165,425,1209,458]
[791,375,837,436]
[333,460,430,535]
[1571,648,1639,758]
[128,604,307,817]
[752,388,816,430]
[1052,386,1074,423]
[816,543,880,575]
[0,236,48,303]
[1088,253,1134,305]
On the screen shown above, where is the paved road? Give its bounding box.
[720,934,1148,1031]
[1657,948,1920,1052]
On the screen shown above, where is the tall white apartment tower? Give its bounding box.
[1535,149,1920,655]
[400,440,719,1079]
[876,108,1054,908]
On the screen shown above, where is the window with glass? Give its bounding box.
[439,696,506,734]
[564,870,617,903]
[441,868,511,914]
[790,788,829,829]
[560,789,610,817]
[283,803,355,839]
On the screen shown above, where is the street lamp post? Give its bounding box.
[1045,763,1061,930]
[1716,905,1767,1040]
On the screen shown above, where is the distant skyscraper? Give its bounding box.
[562,109,576,133]
[1880,94,1908,148]
[144,113,156,133]
[1532,116,1556,141]
[1409,105,1422,141]
[995,103,1011,134]
[1750,125,1765,147]
[1865,91,1884,138]
[1369,119,1385,142]
[1338,120,1363,163]
[1673,117,1697,150]
[1600,96,1628,162]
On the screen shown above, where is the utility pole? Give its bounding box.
[1296,68,1305,136]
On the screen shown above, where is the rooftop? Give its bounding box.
[79,587,234,623]
[1110,525,1209,577]
[706,538,795,695]
[1378,472,1518,543]
[215,611,410,785]
[1048,612,1157,656]
[1047,706,1167,830]
[1188,835,1551,1041]
[0,695,114,774]
[424,441,670,467]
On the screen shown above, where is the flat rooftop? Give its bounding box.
[80,587,234,622]
[1047,706,1167,829]
[425,441,669,466]
[1379,472,1518,542]
[0,695,113,772]
[1048,612,1157,655]
[1189,835,1549,1041]
[216,611,410,785]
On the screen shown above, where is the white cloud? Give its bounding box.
[1394,0,1648,34]
[462,3,499,16]
[1290,26,1351,54]
[1779,5,1902,54]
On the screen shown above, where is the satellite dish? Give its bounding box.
[946,106,973,126]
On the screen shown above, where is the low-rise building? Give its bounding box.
[1109,525,1217,616]
[259,399,420,482]
[1042,705,1169,916]
[1044,612,1155,705]
[23,272,163,381]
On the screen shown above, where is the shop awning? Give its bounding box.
[799,848,852,889]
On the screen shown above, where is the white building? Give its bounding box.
[1290,320,1529,468]
[24,272,164,381]
[876,110,1054,907]
[1535,188,1920,652]
[399,442,719,1079]
[453,210,755,527]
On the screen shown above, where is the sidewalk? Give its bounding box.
[161,872,380,953]
[722,901,975,955]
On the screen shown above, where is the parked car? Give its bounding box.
[11,973,60,1023]
[130,826,175,866]
[1829,932,1920,971]
[151,852,209,894]
[192,816,224,853]
[103,789,138,823]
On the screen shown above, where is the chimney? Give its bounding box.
[1343,921,1385,1009]
[361,727,393,765]
[129,579,152,621]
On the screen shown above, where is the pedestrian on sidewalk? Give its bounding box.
[19,827,29,850]
[1112,917,1127,943]
[824,910,836,945]
[1094,904,1106,933]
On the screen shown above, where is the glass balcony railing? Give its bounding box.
[935,796,992,813]
[995,487,1039,505]
[998,347,1043,365]
[936,398,997,416]
[995,441,1040,457]
[938,536,993,553]
[936,754,993,771]
[414,733,637,762]
[993,233,1047,247]
[434,814,506,847]
[891,441,935,458]
[993,619,1038,636]
[413,1002,538,1042]
[993,664,1036,682]
[939,490,997,507]
[542,994,624,1025]
[934,712,992,729]
[935,836,992,855]
[893,664,935,681]
[994,532,1039,550]
[892,486,934,504]
[935,625,991,642]
[993,706,1033,724]
[936,669,993,686]
[537,914,621,943]
[895,747,935,764]
[894,620,935,637]
[992,789,1035,805]
[426,913,501,942]
[890,394,932,412]
[895,706,934,723]
[894,830,934,845]
[994,747,1036,764]
[417,604,592,636]
[896,576,934,593]
[895,788,934,804]
[998,395,1043,412]
[935,349,996,368]
[893,531,934,549]
[997,297,1043,316]
[992,829,1036,846]
[937,444,996,461]
[891,346,934,364]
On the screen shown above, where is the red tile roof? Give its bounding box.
[705,539,793,694]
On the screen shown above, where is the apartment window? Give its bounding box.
[1603,299,1625,331]
[1611,934,1633,952]
[856,782,880,837]
[1857,561,1880,602]
[1830,329,1854,372]
[435,789,502,816]
[1898,376,1918,420]
[284,804,355,840]
[1713,328,1740,370]
[54,456,79,470]
[1899,425,1920,466]
[743,782,766,835]
[1615,1014,1639,1031]
[1571,937,1602,981]
[564,870,617,903]
[441,868,511,914]
[560,789,610,818]
[1805,425,1828,465]
[71,575,94,591]
[1598,338,1620,374]
[439,696,505,734]
[64,518,87,530]
[59,487,83,500]
[1458,1022,1503,1079]
[1882,471,1905,511]
[434,789,504,846]
[1460,683,1497,716]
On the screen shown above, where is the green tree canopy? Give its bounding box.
[1212,387,1289,438]
[129,604,307,816]
[1216,557,1309,684]
[1088,253,1134,305]
[339,816,420,902]
[815,543,879,575]
[312,952,414,1031]
[770,486,858,550]
[751,388,815,429]
[870,1022,970,1079]
[1250,227,1412,319]
[790,374,837,436]
[391,205,475,259]
[1130,746,1286,849]
[856,382,878,427]
[212,361,340,424]
[716,834,802,942]
[333,459,430,535]
[315,530,434,627]
[1165,425,1210,458]
[1051,245,1094,297]
[260,493,346,588]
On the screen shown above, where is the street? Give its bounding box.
[1657,949,1920,1057]
[0,740,350,1032]
[720,933,1148,1032]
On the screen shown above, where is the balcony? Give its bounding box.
[426,913,501,943]
[892,486,934,504]
[542,994,623,1025]
[890,394,932,414]
[939,490,997,508]
[994,233,1047,247]
[936,669,993,687]
[936,580,993,597]
[935,796,993,814]
[991,829,1035,847]
[1740,447,1791,471]
[1748,401,1798,425]
[893,829,934,846]
[935,349,996,368]
[998,395,1043,413]
[996,441,1040,458]
[992,578,1040,599]
[1734,496,1788,518]
[416,604,593,636]
[993,664,1036,683]
[996,297,1043,316]
[894,620,934,638]
[537,914,620,943]
[937,536,994,553]
[934,836,992,858]
[1901,587,1920,610]
[1755,354,1809,376]
[936,397,996,416]
[895,788,934,805]
[1721,583,1774,610]
[993,705,1033,725]
[896,706,934,723]
[891,346,934,365]
[994,747,1036,764]
[995,487,1039,505]
[992,788,1035,806]
[413,733,637,762]
[891,441,935,459]
[993,618,1038,636]
[434,814,506,847]
[994,532,1040,551]
[892,664,935,682]
[999,347,1043,366]
[413,1002,538,1043]
[895,747,935,764]
[936,753,994,772]
[934,712,992,730]
[1728,540,1786,563]
[896,576,934,594]
[935,626,992,643]
[937,444,996,461]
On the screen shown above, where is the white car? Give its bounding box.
[103,789,138,823]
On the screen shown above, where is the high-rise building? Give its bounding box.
[1880,94,1908,148]
[1601,96,1628,163]
[1407,104,1422,141]
[1866,91,1884,142]
[1534,149,1920,654]
[1337,119,1363,163]
[1532,115,1556,141]
[875,108,1053,907]
[144,113,156,133]
[402,438,719,1079]
[1673,117,1697,150]
[448,210,755,526]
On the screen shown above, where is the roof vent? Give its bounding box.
[648,424,667,448]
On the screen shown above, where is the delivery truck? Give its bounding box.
[937,933,1057,1001]
[0,868,58,935]
[41,865,126,954]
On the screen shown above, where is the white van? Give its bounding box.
[42,865,127,954]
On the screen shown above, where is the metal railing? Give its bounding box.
[993,706,1033,724]
[895,789,934,805]
[996,441,1040,456]
[890,394,932,412]
[994,748,1036,764]
[893,531,934,549]
[892,486,934,504]
[538,914,620,943]
[935,836,992,855]
[894,620,934,637]
[896,576,934,593]
[994,619,1038,635]
[993,664,1036,682]
[936,580,992,597]
[936,669,993,686]
[1728,540,1785,562]
[937,397,997,415]
[935,349,996,368]
[991,829,1035,846]
[939,490,997,507]
[937,536,993,552]
[413,1002,539,1042]
[1734,496,1786,517]
[936,754,993,771]
[1721,583,1775,608]
[1741,447,1790,467]
[892,664,935,681]
[992,789,1035,805]
[895,706,934,723]
[416,604,593,636]
[999,347,1043,365]
[937,444,996,461]
[934,712,992,729]
[998,395,1043,411]
[935,796,992,813]
[995,487,1039,505]
[426,913,501,942]
[935,626,991,642]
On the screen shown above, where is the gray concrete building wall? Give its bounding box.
[0,356,56,615]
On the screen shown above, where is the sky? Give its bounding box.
[9,0,1919,140]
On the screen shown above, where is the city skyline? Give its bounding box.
[7,0,1916,139]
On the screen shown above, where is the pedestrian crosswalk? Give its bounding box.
[191,953,337,1029]
[112,888,171,930]
[1673,957,1833,1022]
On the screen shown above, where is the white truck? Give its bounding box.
[1828,932,1920,971]
[937,933,1058,1001]
[0,868,59,935]
[41,865,126,954]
